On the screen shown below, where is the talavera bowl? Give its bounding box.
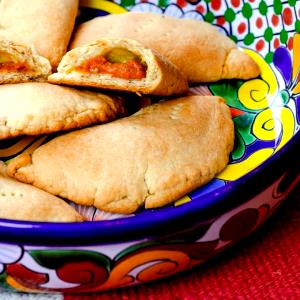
[0,0,299,293]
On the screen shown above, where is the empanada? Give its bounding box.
[0,40,51,84]
[70,12,260,82]
[0,0,79,68]
[0,162,83,222]
[49,38,188,96]
[0,82,125,140]
[7,95,234,214]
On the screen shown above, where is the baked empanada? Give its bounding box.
[0,162,83,222]
[0,0,79,68]
[0,40,51,84]
[70,12,260,82]
[7,95,234,214]
[49,38,188,96]
[0,82,125,140]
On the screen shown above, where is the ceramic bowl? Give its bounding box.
[0,0,299,293]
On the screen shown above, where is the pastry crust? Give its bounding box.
[0,0,79,68]
[0,162,83,222]
[70,12,260,82]
[7,95,234,214]
[0,82,125,140]
[49,38,188,96]
[0,40,51,84]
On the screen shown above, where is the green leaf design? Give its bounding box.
[265,51,274,64]
[244,33,255,45]
[235,113,256,142]
[296,20,300,33]
[114,241,160,261]
[204,11,215,23]
[29,250,111,271]
[209,81,257,160]
[158,0,169,8]
[232,130,246,160]
[229,35,238,43]
[274,0,283,15]
[224,8,236,23]
[242,3,253,19]
[120,0,135,7]
[258,1,268,15]
[279,90,290,105]
[280,29,288,43]
[288,0,296,6]
[231,114,256,160]
[0,272,11,291]
[209,80,249,111]
[264,27,273,42]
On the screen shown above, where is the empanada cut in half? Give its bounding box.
[0,40,51,84]
[7,95,235,214]
[48,38,188,96]
[0,162,83,222]
[0,82,125,140]
[70,12,261,83]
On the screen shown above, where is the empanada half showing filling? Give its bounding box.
[48,38,188,96]
[0,40,51,84]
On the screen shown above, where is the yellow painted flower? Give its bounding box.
[217,36,299,181]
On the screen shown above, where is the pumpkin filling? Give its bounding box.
[0,52,30,73]
[74,48,147,80]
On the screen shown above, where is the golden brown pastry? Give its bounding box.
[0,40,51,84]
[49,38,188,96]
[0,162,83,222]
[0,0,79,68]
[70,12,260,82]
[0,82,125,140]
[7,95,234,214]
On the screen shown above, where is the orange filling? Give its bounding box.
[0,61,30,72]
[75,55,146,80]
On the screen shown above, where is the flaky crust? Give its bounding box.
[49,38,188,96]
[0,0,79,68]
[7,96,234,214]
[0,40,51,84]
[70,12,260,82]
[0,162,83,222]
[0,82,125,140]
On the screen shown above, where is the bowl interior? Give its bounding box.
[0,0,299,225]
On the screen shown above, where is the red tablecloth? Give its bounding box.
[65,184,300,299]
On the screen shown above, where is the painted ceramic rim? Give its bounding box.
[0,128,298,245]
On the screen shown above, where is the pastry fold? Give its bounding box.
[70,12,260,83]
[0,82,125,140]
[0,0,79,68]
[0,162,83,222]
[7,96,234,214]
[49,38,188,96]
[0,40,51,84]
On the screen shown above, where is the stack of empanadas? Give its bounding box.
[8,96,234,214]
[0,4,262,221]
